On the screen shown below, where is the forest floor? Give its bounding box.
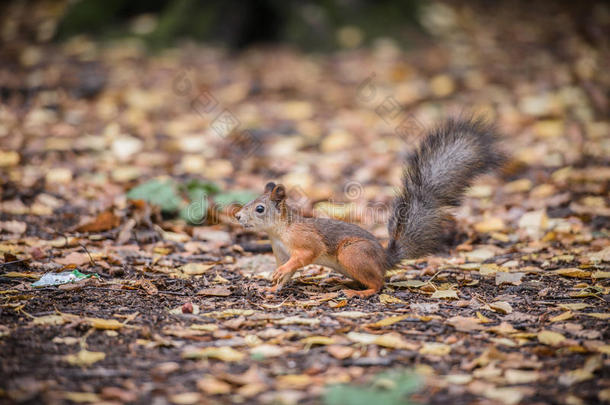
[0,2,609,405]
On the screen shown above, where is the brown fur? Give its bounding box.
[235,118,505,298]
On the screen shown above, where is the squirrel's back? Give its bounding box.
[386,117,506,268]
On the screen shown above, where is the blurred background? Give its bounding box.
[0,0,608,233]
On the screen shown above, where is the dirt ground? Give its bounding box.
[1,1,609,404]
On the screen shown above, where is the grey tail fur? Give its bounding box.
[385,117,506,269]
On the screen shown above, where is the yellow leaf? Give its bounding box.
[504,369,539,384]
[189,323,218,332]
[431,289,458,300]
[596,345,610,355]
[479,263,502,276]
[32,315,66,326]
[63,392,101,403]
[276,316,320,326]
[346,332,418,350]
[444,374,472,385]
[87,317,123,330]
[550,311,573,323]
[197,376,232,395]
[583,312,610,319]
[476,312,492,323]
[419,342,451,356]
[179,263,214,276]
[592,271,610,279]
[169,392,202,405]
[276,374,313,389]
[553,268,591,278]
[300,336,335,346]
[474,217,505,233]
[537,330,566,346]
[366,315,410,328]
[64,349,106,367]
[379,294,406,304]
[181,346,245,362]
[557,303,590,311]
[3,271,40,280]
[489,301,513,314]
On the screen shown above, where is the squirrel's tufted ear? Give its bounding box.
[264,182,276,193]
[270,184,286,203]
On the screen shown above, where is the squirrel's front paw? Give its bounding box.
[271,267,292,285]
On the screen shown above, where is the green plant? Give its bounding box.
[324,370,421,405]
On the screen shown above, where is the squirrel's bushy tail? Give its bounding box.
[386,117,506,268]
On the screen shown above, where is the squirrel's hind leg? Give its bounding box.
[337,240,385,298]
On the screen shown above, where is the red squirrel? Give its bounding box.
[235,118,505,297]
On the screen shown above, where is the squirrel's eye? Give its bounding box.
[255,205,265,213]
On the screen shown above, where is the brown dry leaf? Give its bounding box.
[179,263,215,276]
[489,301,513,314]
[378,293,406,304]
[447,316,484,332]
[76,211,120,232]
[137,279,158,295]
[326,345,355,360]
[346,332,418,350]
[275,316,320,326]
[431,289,458,300]
[553,268,591,278]
[197,376,232,395]
[55,252,91,266]
[495,272,524,286]
[197,286,231,296]
[64,349,106,367]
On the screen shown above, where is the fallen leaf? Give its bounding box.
[346,332,418,350]
[419,342,451,356]
[326,345,355,360]
[489,301,513,314]
[76,211,120,232]
[197,286,231,296]
[182,346,245,362]
[179,263,214,276]
[64,349,106,367]
[276,316,320,326]
[197,376,232,395]
[301,336,335,346]
[365,315,410,328]
[431,289,458,300]
[537,330,566,346]
[504,369,539,384]
[495,272,524,286]
[549,311,573,323]
[379,294,406,304]
[553,268,591,278]
[169,392,202,405]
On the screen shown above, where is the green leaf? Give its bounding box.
[214,190,257,208]
[324,370,420,405]
[183,179,221,199]
[126,179,182,213]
